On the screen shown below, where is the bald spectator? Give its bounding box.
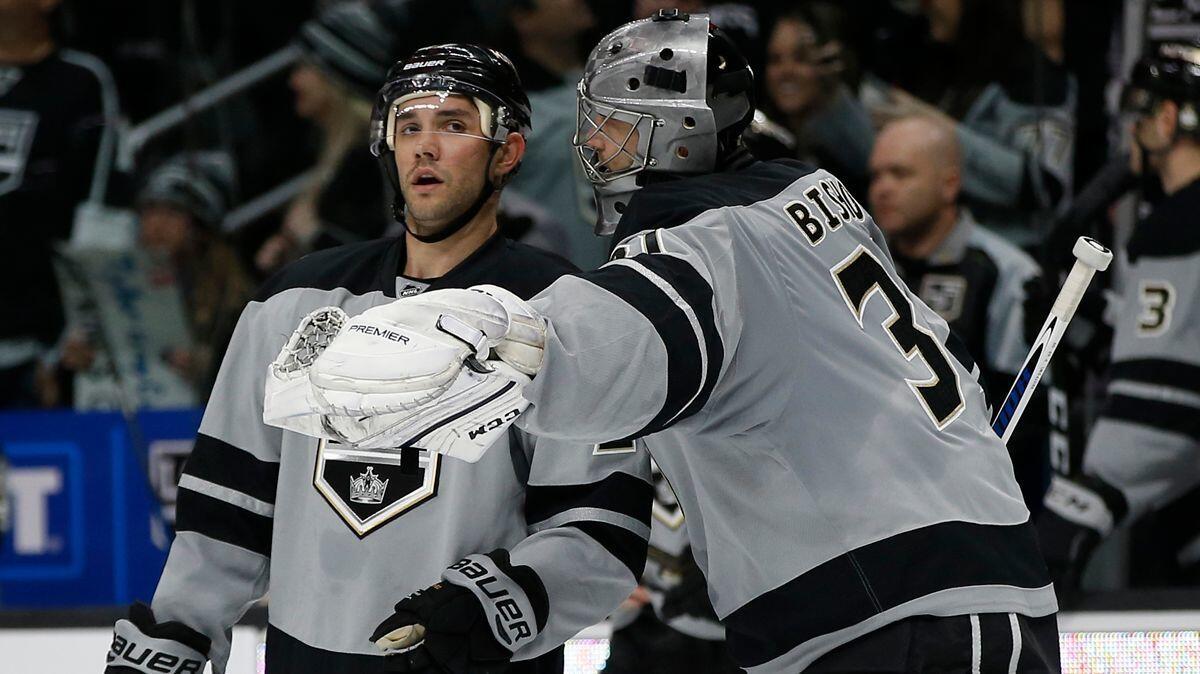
[869,115,1060,512]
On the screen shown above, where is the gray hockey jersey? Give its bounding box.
[1082,178,1200,525]
[516,159,1057,672]
[152,234,652,673]
[891,208,1059,512]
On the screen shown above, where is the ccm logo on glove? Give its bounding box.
[108,636,203,674]
[347,324,411,344]
[448,558,533,645]
[468,408,524,440]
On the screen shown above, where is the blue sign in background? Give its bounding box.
[0,409,202,608]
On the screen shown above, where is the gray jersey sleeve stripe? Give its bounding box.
[1107,381,1200,410]
[184,434,279,505]
[525,472,653,530]
[1101,394,1200,441]
[566,521,651,580]
[178,475,276,518]
[175,488,272,558]
[1110,359,1200,396]
[527,507,651,539]
[574,262,707,437]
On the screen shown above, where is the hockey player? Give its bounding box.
[105,45,651,674]
[869,115,1058,513]
[276,12,1060,672]
[1037,41,1200,591]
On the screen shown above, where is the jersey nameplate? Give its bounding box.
[782,176,866,247]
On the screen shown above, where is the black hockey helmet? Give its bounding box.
[370,43,532,157]
[370,43,532,239]
[1121,40,1200,136]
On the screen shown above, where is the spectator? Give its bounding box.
[501,0,608,268]
[762,4,873,193]
[255,1,393,274]
[869,115,1055,512]
[869,0,1075,246]
[137,151,254,400]
[0,0,118,408]
[1037,41,1200,593]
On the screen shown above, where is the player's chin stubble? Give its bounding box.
[401,181,473,238]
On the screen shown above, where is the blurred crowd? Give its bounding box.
[1,0,1197,631]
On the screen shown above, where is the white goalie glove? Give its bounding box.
[262,285,546,462]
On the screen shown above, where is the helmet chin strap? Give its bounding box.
[405,143,501,244]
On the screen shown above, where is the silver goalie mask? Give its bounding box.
[573,11,751,235]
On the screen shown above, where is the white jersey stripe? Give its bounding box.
[970,614,982,674]
[1007,613,1022,674]
[608,257,709,425]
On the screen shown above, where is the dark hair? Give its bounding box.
[941,0,1027,115]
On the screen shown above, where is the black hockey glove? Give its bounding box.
[1036,474,1129,596]
[105,602,211,674]
[659,551,718,623]
[371,550,549,674]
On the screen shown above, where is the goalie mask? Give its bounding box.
[371,44,532,242]
[573,10,755,235]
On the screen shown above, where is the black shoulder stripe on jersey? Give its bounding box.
[1102,394,1200,441]
[631,253,724,423]
[644,230,661,254]
[184,434,280,505]
[578,262,706,436]
[175,488,272,558]
[1110,359,1200,396]
[723,520,1049,668]
[525,472,653,530]
[944,329,977,374]
[567,521,650,580]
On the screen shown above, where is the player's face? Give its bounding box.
[766,18,822,118]
[392,94,496,236]
[868,129,947,236]
[581,114,641,174]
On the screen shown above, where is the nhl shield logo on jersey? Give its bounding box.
[314,440,440,536]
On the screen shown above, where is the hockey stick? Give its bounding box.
[991,237,1112,444]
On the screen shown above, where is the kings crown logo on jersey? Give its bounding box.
[314,440,441,537]
[349,467,389,505]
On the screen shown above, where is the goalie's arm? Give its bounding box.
[518,228,734,444]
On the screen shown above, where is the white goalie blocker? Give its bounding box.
[262,286,544,462]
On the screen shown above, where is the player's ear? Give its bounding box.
[492,132,526,182]
[942,165,961,204]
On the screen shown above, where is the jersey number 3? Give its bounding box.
[831,246,965,430]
